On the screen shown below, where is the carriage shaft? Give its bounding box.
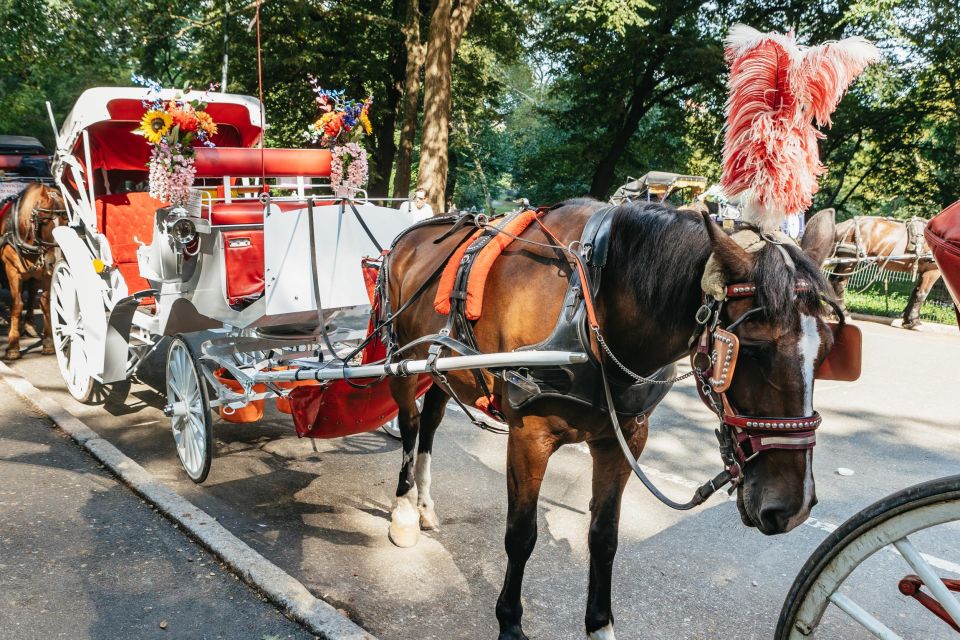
[251,350,588,383]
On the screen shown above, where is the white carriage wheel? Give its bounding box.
[381,394,425,439]
[165,337,213,483]
[777,475,960,639]
[50,260,103,403]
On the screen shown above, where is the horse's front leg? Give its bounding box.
[39,274,54,355]
[389,375,423,547]
[902,269,939,329]
[414,384,449,530]
[497,418,557,640]
[5,265,23,360]
[584,417,649,640]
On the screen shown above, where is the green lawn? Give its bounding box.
[845,282,957,326]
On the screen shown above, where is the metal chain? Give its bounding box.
[592,326,698,385]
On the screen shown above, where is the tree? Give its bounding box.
[416,0,480,212]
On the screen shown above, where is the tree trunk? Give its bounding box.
[416,0,479,213]
[392,0,425,199]
[367,0,408,198]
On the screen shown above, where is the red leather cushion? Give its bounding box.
[96,192,161,293]
[222,229,264,304]
[209,200,331,225]
[926,200,960,308]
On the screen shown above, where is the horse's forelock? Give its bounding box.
[752,242,835,325]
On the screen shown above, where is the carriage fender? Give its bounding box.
[52,226,109,378]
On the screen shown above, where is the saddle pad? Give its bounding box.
[434,210,538,320]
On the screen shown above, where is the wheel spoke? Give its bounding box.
[828,593,903,640]
[893,537,960,625]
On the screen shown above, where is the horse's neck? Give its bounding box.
[599,276,702,375]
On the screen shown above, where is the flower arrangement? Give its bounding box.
[132,75,219,206]
[304,76,373,193]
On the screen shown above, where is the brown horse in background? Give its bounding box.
[1,182,65,359]
[383,200,839,639]
[828,216,947,329]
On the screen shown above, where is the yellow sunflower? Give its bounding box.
[138,110,173,144]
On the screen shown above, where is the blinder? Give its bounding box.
[692,279,856,481]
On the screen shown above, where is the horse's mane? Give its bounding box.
[563,198,834,327]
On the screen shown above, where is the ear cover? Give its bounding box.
[816,322,862,381]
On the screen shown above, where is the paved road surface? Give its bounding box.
[0,379,313,640]
[6,320,960,639]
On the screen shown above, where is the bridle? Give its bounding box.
[690,281,822,488]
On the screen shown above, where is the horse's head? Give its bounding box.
[33,185,67,244]
[702,209,838,534]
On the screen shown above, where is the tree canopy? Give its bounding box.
[1,0,957,220]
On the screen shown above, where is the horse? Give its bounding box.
[1,182,66,360]
[828,215,946,329]
[382,199,839,639]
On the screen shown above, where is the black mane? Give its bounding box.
[582,199,835,327]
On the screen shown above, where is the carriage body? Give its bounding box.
[49,87,415,391]
[609,171,709,206]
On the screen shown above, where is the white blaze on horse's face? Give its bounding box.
[798,314,820,416]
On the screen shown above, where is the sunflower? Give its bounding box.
[138,110,173,144]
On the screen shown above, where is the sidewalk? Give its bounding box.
[0,384,314,640]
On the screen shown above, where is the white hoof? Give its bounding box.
[389,499,420,548]
[588,623,616,640]
[419,505,440,530]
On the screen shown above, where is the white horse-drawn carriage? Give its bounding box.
[48,87,584,481]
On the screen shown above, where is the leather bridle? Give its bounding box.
[690,281,822,487]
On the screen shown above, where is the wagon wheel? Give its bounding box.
[381,395,424,439]
[165,336,213,483]
[776,475,960,639]
[50,260,105,403]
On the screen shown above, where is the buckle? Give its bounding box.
[695,304,712,325]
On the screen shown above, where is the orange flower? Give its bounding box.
[169,104,199,133]
[319,111,343,138]
[196,110,218,136]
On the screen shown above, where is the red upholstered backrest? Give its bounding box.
[193,147,331,178]
[95,192,161,294]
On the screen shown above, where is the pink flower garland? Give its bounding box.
[330,143,368,191]
[148,141,196,206]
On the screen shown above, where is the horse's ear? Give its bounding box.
[801,208,836,266]
[701,212,752,280]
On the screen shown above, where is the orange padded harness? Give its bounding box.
[434,209,538,319]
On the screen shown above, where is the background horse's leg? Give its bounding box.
[584,418,649,640]
[414,384,448,530]
[389,375,423,548]
[39,273,54,354]
[496,418,557,640]
[23,279,39,338]
[5,257,23,360]
[902,267,941,329]
[828,272,851,315]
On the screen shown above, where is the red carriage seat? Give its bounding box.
[926,200,960,324]
[95,192,160,294]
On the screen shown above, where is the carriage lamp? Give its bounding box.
[170,216,197,246]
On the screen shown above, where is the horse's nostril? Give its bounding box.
[758,505,791,534]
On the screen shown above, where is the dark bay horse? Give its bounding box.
[383,199,838,639]
[829,216,946,329]
[1,182,65,359]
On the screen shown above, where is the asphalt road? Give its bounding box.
[0,379,313,640]
[5,320,960,639]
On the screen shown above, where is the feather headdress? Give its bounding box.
[720,24,879,231]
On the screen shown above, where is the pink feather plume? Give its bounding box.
[720,25,879,229]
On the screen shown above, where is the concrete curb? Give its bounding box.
[850,313,957,335]
[0,362,377,640]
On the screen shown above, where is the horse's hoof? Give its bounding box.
[389,500,421,548]
[419,505,441,530]
[41,343,55,356]
[4,349,20,361]
[498,628,529,640]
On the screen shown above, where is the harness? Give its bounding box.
[372,206,828,510]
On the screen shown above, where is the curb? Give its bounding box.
[850,313,957,335]
[0,361,377,640]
